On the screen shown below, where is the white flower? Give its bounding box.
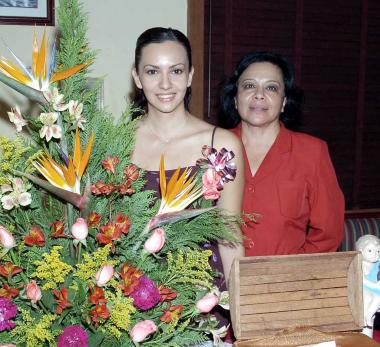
[43,87,69,111]
[0,178,31,210]
[39,112,62,142]
[68,100,86,129]
[7,105,28,132]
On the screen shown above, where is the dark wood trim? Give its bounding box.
[187,0,205,119]
[0,0,54,26]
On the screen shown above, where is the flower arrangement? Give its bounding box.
[0,1,240,346]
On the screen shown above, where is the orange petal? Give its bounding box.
[73,128,82,174]
[50,62,89,83]
[61,158,76,187]
[32,29,39,76]
[35,29,47,80]
[78,132,94,178]
[0,59,31,85]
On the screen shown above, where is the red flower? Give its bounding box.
[88,212,102,228]
[0,284,19,299]
[101,156,119,174]
[158,285,177,302]
[91,181,116,196]
[24,226,45,247]
[96,222,122,245]
[89,303,110,325]
[89,286,107,305]
[50,221,67,238]
[124,164,139,182]
[53,287,71,314]
[160,304,183,323]
[118,181,135,196]
[115,213,131,235]
[0,262,22,279]
[120,263,143,296]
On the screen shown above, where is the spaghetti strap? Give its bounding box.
[211,126,217,148]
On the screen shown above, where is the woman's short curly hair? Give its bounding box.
[220,51,303,129]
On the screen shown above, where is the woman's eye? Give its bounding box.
[146,69,158,75]
[243,83,255,89]
[172,69,183,75]
[266,85,278,92]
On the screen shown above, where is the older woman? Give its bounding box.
[220,51,344,256]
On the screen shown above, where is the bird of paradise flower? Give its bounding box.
[138,155,214,245]
[0,29,90,104]
[15,129,93,210]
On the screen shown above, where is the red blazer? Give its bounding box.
[232,124,345,256]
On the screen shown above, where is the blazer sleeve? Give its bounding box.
[303,141,345,253]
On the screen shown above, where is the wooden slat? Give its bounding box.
[240,297,348,315]
[241,306,352,324]
[241,314,354,332]
[240,277,347,295]
[240,270,347,285]
[240,287,348,305]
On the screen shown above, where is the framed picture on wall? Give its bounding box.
[0,0,54,25]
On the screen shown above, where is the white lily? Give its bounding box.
[7,105,28,132]
[68,100,85,129]
[43,87,69,111]
[39,112,62,142]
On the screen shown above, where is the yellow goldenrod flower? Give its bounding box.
[33,128,94,194]
[0,29,89,91]
[32,246,73,290]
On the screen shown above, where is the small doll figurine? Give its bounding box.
[356,234,380,338]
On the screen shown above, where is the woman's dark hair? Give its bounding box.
[220,51,303,129]
[132,27,192,117]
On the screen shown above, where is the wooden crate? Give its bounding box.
[229,251,364,343]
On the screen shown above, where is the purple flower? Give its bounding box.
[0,297,17,331]
[57,325,88,347]
[130,276,161,311]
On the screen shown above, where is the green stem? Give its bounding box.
[77,242,82,262]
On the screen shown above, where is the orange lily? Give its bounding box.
[33,128,94,194]
[0,29,89,91]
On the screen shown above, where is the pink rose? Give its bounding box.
[196,293,219,313]
[144,228,165,254]
[202,168,221,200]
[130,320,157,343]
[71,218,88,241]
[0,344,17,347]
[26,280,42,304]
[0,225,16,249]
[95,264,114,286]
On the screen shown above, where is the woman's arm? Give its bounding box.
[213,128,245,284]
[303,141,345,253]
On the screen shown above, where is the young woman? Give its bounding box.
[220,51,344,256]
[130,28,244,343]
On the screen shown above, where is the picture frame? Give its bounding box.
[0,0,54,26]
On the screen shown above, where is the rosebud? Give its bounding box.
[130,320,157,343]
[196,293,219,313]
[0,226,16,249]
[26,280,42,304]
[144,228,165,254]
[71,218,88,241]
[0,344,17,347]
[95,264,114,286]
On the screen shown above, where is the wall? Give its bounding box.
[0,0,187,136]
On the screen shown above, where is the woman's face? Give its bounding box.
[235,62,286,128]
[132,41,193,115]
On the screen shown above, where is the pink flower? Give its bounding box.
[26,280,42,304]
[57,325,88,347]
[130,320,157,343]
[130,276,161,311]
[95,265,114,286]
[0,344,17,347]
[144,228,165,254]
[196,293,219,313]
[71,218,88,241]
[202,168,222,200]
[0,226,16,250]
